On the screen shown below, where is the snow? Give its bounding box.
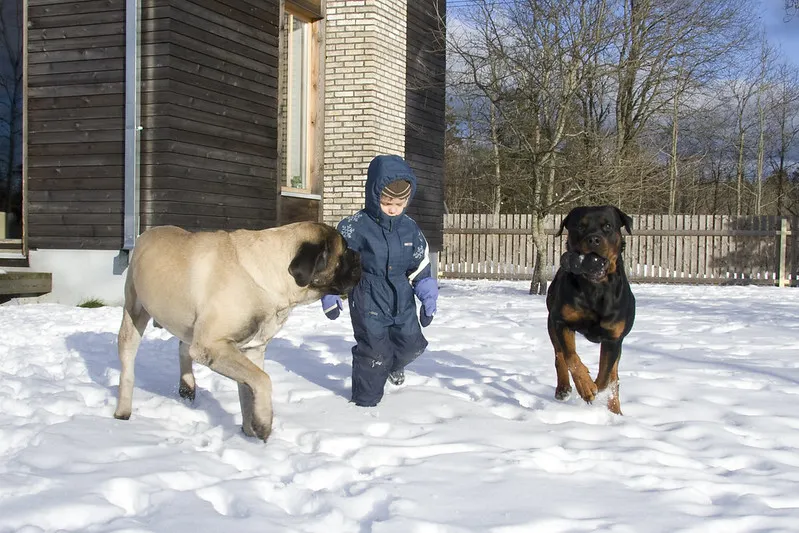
[1,280,798,532]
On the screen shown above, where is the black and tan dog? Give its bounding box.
[546,205,635,414]
[114,222,361,441]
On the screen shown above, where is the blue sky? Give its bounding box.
[759,0,799,65]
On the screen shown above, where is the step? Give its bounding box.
[0,239,23,251]
[0,240,27,267]
[0,271,52,297]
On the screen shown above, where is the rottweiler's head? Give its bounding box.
[289,223,362,294]
[556,206,632,280]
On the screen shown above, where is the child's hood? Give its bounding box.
[364,155,418,221]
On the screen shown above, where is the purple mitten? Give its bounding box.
[413,277,438,316]
[321,294,343,320]
[419,305,434,327]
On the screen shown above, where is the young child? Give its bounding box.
[321,154,438,407]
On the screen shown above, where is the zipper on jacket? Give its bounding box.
[383,224,400,317]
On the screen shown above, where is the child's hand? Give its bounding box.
[413,277,438,317]
[420,305,434,327]
[321,295,343,320]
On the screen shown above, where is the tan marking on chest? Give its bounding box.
[600,319,626,339]
[562,304,596,323]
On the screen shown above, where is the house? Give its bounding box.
[4,0,445,304]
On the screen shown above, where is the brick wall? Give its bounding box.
[322,0,407,224]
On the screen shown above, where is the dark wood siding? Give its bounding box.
[26,0,279,250]
[404,0,445,251]
[142,0,279,231]
[27,0,126,249]
[281,195,320,224]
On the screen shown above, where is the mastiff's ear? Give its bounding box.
[614,207,633,235]
[289,240,330,287]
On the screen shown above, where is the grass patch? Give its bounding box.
[78,298,106,308]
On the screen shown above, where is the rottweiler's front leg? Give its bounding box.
[596,339,623,414]
[548,317,597,403]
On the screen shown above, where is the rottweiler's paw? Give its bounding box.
[573,375,598,403]
[608,398,622,415]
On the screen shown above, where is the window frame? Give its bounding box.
[280,7,320,197]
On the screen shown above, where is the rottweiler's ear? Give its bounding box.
[615,207,633,234]
[289,240,330,287]
[555,213,571,237]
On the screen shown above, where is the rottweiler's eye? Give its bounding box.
[603,223,612,232]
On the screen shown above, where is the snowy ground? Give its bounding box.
[1,280,798,532]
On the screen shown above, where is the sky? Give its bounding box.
[760,0,799,66]
[0,280,798,532]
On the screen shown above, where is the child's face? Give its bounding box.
[380,195,408,217]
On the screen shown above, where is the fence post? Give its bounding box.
[779,217,789,287]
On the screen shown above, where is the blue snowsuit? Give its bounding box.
[337,155,433,406]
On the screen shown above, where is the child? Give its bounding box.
[321,154,438,407]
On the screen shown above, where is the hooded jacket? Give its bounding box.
[337,155,432,320]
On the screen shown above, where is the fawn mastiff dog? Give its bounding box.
[546,205,635,414]
[114,222,362,441]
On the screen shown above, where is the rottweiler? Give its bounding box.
[545,205,635,414]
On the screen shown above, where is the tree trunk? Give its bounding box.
[530,163,556,295]
[528,216,548,295]
[668,92,679,215]
[755,94,765,216]
[545,158,555,208]
[711,164,720,215]
[490,104,501,216]
[736,126,745,216]
[777,153,786,215]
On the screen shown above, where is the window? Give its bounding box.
[0,0,23,240]
[281,9,318,194]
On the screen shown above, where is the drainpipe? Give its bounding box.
[123,0,141,250]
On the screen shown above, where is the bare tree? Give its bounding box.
[443,99,497,214]
[447,1,511,217]
[754,37,777,215]
[613,0,752,163]
[449,0,617,293]
[666,61,707,215]
[443,0,799,281]
[728,72,758,216]
[723,36,778,218]
[768,63,799,215]
[667,68,682,215]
